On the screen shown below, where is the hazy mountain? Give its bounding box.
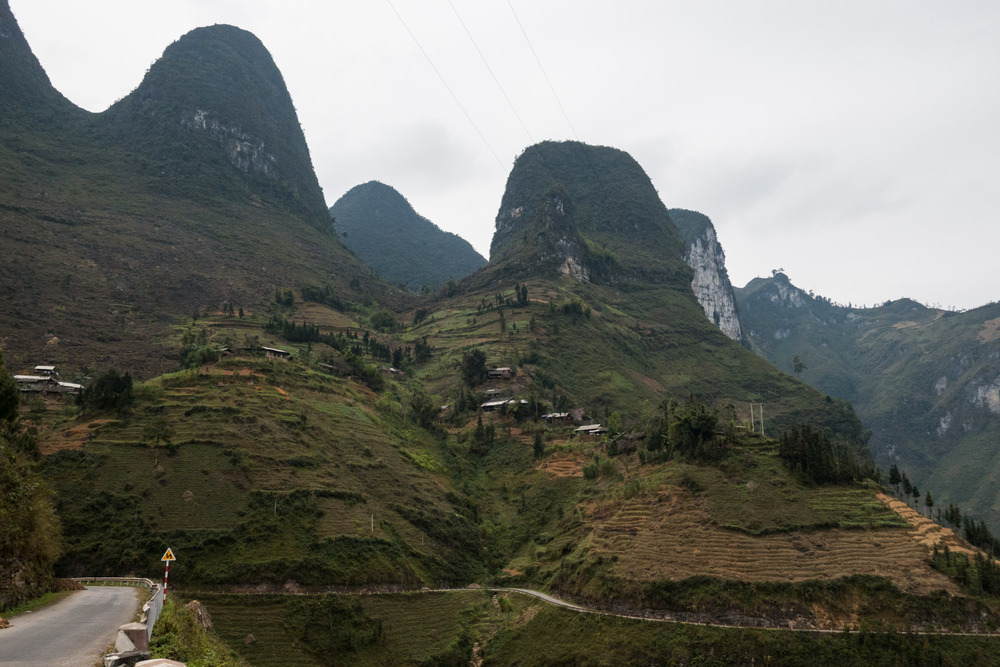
[330,181,486,291]
[737,272,1000,528]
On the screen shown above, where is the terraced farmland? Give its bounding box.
[586,485,957,594]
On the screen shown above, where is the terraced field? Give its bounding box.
[586,486,958,594]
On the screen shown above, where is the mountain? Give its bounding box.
[0,4,384,375]
[670,208,743,342]
[486,141,689,288]
[736,272,1000,528]
[330,181,486,291]
[6,8,1000,657]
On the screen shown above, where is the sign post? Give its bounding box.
[161,548,176,599]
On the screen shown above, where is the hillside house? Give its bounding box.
[14,374,83,395]
[574,423,607,436]
[34,365,57,376]
[487,367,512,379]
[480,398,529,412]
[260,346,291,360]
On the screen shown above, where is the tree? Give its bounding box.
[459,350,488,387]
[888,464,901,494]
[925,491,934,517]
[793,355,807,377]
[533,432,544,460]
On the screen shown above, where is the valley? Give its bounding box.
[3,0,1000,663]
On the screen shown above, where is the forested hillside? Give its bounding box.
[737,272,1000,529]
[330,181,486,291]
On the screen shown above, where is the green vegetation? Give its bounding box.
[737,272,1000,532]
[0,350,62,611]
[149,596,247,666]
[483,602,1000,666]
[331,181,486,291]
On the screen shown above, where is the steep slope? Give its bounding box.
[330,181,486,291]
[485,141,689,288]
[736,273,1000,528]
[0,5,384,375]
[670,208,743,342]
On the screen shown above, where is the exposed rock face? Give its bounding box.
[669,209,742,342]
[485,141,690,291]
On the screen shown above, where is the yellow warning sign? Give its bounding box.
[161,548,176,562]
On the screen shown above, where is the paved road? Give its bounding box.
[0,586,141,667]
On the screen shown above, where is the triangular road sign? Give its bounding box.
[161,547,176,562]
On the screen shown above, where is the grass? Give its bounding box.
[197,591,492,666]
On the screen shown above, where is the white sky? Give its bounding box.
[10,1,1000,310]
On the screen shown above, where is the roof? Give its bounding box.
[260,346,290,355]
[575,423,607,433]
[57,381,84,390]
[14,375,51,383]
[34,365,56,372]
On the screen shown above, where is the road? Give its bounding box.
[0,586,142,667]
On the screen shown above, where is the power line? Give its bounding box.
[448,0,534,145]
[385,0,507,172]
[506,0,579,140]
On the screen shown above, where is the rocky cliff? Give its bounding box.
[670,209,743,342]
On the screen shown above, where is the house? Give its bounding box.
[486,367,512,379]
[14,375,82,395]
[480,398,529,412]
[260,346,291,360]
[541,412,571,422]
[574,423,608,436]
[34,365,58,376]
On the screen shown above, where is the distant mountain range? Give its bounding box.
[734,272,1000,527]
[330,181,486,291]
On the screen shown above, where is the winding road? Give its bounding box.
[0,586,141,667]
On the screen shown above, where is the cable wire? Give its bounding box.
[448,0,534,145]
[506,0,579,140]
[386,0,508,172]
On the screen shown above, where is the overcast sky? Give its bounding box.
[11,1,1000,310]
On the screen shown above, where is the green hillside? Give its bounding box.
[737,272,1000,529]
[330,181,486,291]
[5,3,1000,660]
[0,2,387,376]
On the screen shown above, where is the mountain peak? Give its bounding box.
[488,141,689,287]
[0,0,79,125]
[331,181,486,291]
[103,23,329,229]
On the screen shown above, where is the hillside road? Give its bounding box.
[0,586,141,667]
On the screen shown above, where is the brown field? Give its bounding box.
[878,493,978,556]
[586,487,959,595]
[539,455,584,478]
[38,419,117,454]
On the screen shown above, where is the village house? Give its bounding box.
[574,423,608,436]
[486,367,512,379]
[260,346,291,360]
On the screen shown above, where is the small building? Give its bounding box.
[260,346,291,360]
[574,423,608,436]
[542,412,571,422]
[483,389,502,397]
[487,367,512,380]
[34,365,58,376]
[14,375,82,395]
[480,398,529,412]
